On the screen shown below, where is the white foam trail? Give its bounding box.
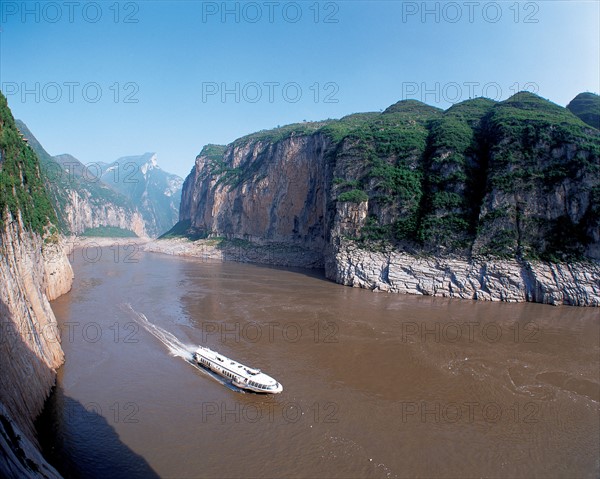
[120,303,194,361]
[120,303,242,391]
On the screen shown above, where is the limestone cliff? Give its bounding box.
[329,240,599,306]
[1,92,73,477]
[56,185,147,238]
[179,135,333,252]
[175,92,600,306]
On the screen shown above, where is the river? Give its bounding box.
[38,244,600,478]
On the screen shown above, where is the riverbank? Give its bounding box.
[327,241,600,307]
[144,236,600,306]
[142,236,324,269]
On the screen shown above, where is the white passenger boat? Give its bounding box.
[193,346,283,394]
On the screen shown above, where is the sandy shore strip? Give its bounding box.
[142,237,324,269]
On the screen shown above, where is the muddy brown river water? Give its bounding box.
[39,245,599,478]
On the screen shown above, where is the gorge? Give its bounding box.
[0,89,599,477]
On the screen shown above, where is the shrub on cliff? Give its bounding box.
[0,92,57,235]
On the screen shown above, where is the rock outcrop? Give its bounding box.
[328,240,600,306]
[174,92,600,306]
[179,135,332,252]
[0,218,73,478]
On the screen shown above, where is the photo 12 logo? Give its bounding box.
[66,241,141,265]
[400,320,541,344]
[401,81,539,104]
[200,320,339,344]
[399,401,541,424]
[66,401,140,425]
[200,1,339,24]
[400,2,540,24]
[1,82,139,104]
[0,238,142,267]
[0,1,139,24]
[0,320,140,348]
[200,400,339,424]
[201,81,339,104]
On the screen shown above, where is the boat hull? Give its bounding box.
[193,351,283,394]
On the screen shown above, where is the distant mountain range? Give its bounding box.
[98,153,183,237]
[15,121,182,238]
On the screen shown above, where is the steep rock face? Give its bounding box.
[177,93,600,305]
[417,98,495,252]
[473,94,600,261]
[182,135,333,251]
[328,240,600,306]
[0,218,73,439]
[1,92,73,478]
[0,403,62,479]
[59,188,147,237]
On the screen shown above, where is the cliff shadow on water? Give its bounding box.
[0,299,158,479]
[0,298,60,479]
[35,385,160,479]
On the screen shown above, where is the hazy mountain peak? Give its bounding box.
[100,153,183,237]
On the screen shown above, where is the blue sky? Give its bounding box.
[1,0,599,177]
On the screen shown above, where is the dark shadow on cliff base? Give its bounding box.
[1,301,59,478]
[1,295,159,478]
[36,385,160,479]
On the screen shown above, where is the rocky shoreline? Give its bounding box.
[327,241,600,307]
[144,237,600,307]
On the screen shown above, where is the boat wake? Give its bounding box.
[120,303,194,361]
[119,303,244,392]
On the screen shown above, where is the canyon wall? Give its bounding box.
[1,92,73,478]
[180,134,333,251]
[0,217,73,478]
[57,187,147,237]
[175,93,600,306]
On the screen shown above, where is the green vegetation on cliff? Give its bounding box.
[182,92,600,262]
[476,92,599,260]
[418,98,496,250]
[160,219,208,240]
[0,92,57,234]
[567,92,600,130]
